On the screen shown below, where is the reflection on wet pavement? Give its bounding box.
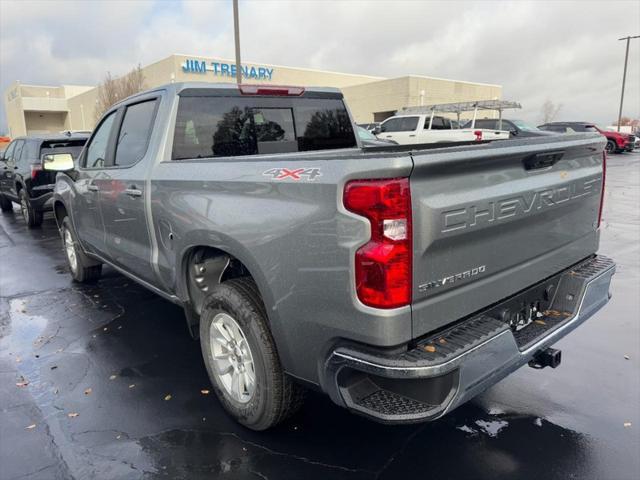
[1,153,638,479]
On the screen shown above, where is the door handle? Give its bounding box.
[87,184,99,192]
[409,134,416,137]
[124,187,142,198]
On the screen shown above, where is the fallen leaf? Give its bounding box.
[164,394,172,401]
[424,345,436,353]
[624,355,630,360]
[51,366,58,370]
[116,435,122,440]
[109,375,117,380]
[25,424,36,430]
[53,388,59,394]
[84,388,92,395]
[129,384,136,389]
[67,412,79,418]
[200,389,210,395]
[624,422,632,428]
[438,338,447,345]
[16,381,29,387]
[534,320,547,326]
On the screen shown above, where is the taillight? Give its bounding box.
[30,163,42,180]
[239,85,305,96]
[598,150,606,229]
[474,130,483,141]
[343,178,412,309]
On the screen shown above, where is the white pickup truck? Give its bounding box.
[375,113,510,145]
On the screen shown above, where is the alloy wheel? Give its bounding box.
[209,312,256,403]
[64,228,78,274]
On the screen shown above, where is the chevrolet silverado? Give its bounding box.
[49,82,615,430]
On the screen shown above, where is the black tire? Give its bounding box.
[19,190,43,228]
[605,139,616,155]
[61,216,102,282]
[199,278,304,430]
[0,195,12,213]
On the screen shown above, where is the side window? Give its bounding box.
[382,117,418,132]
[473,120,496,129]
[114,100,158,167]
[85,112,116,168]
[2,141,16,162]
[380,118,402,132]
[11,140,25,162]
[430,117,446,130]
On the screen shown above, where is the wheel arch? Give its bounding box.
[178,243,275,338]
[53,200,68,229]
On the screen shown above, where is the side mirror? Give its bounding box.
[373,126,382,135]
[42,153,74,171]
[511,129,519,136]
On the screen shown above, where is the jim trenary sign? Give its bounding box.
[182,59,274,80]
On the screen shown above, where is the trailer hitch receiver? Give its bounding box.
[528,347,562,369]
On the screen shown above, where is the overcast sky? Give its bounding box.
[1,0,639,132]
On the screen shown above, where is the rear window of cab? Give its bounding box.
[172,96,356,160]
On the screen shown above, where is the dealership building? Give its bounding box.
[3,54,502,137]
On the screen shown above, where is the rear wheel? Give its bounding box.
[605,139,616,155]
[61,216,102,282]
[20,190,43,228]
[200,278,304,430]
[0,195,12,213]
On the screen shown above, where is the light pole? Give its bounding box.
[233,0,242,85]
[616,35,639,132]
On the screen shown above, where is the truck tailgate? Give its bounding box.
[410,134,606,338]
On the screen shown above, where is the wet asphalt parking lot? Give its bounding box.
[1,151,638,480]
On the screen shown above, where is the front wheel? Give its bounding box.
[200,278,304,430]
[20,190,43,228]
[605,139,617,155]
[61,217,102,282]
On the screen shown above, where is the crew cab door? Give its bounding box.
[378,116,421,144]
[73,111,118,257]
[98,98,159,284]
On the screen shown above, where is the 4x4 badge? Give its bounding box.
[263,168,322,181]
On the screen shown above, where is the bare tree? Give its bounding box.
[540,100,562,124]
[95,65,146,120]
[613,116,632,126]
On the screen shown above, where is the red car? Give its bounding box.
[538,122,635,154]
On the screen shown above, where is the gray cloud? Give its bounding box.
[1,0,638,132]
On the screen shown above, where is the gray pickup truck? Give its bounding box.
[49,82,615,430]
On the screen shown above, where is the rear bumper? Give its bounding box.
[323,255,615,424]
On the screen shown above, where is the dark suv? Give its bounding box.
[0,133,88,227]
